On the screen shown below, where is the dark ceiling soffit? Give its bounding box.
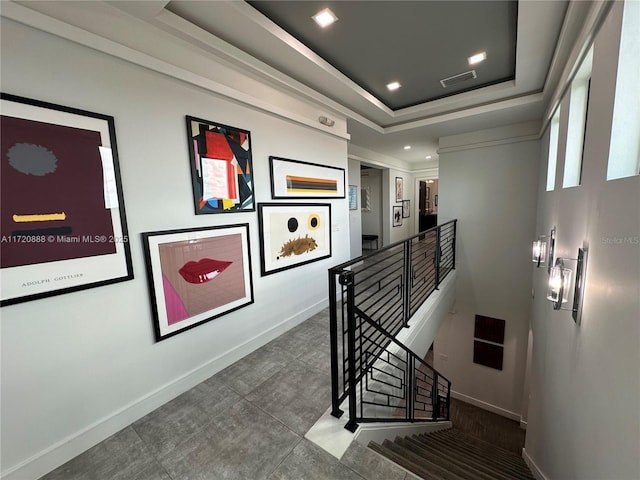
[247,0,518,112]
[390,75,516,111]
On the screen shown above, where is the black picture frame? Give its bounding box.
[185,116,255,214]
[393,205,403,227]
[141,224,254,341]
[258,203,332,276]
[1,93,134,306]
[269,156,345,199]
[395,177,404,203]
[402,200,410,218]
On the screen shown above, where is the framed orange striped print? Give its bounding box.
[269,156,345,199]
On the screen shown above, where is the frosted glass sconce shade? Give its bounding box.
[546,247,588,323]
[547,258,572,309]
[532,237,547,267]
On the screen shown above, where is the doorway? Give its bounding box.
[360,165,383,252]
[418,179,438,232]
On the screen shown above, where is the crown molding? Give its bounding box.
[0,1,351,140]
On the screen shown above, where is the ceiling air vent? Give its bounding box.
[440,70,477,88]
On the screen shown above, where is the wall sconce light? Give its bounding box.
[547,226,556,274]
[532,235,547,267]
[546,247,588,323]
[532,226,556,270]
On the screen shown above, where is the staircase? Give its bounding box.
[369,428,535,480]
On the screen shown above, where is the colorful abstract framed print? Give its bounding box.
[186,116,254,214]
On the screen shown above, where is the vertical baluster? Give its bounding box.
[341,270,359,432]
[452,220,457,270]
[408,353,414,422]
[329,270,343,418]
[435,226,442,288]
[403,239,412,327]
[432,372,439,421]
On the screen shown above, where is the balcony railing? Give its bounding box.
[328,220,456,429]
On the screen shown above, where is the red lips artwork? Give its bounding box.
[178,258,233,284]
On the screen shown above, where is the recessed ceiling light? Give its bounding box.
[468,52,487,65]
[312,8,338,28]
[404,145,411,150]
[425,155,432,159]
[386,81,401,91]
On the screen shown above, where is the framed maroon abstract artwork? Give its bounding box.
[185,116,254,214]
[141,224,254,341]
[0,93,133,306]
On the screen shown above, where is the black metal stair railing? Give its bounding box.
[328,220,456,430]
[343,306,451,431]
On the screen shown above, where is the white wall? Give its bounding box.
[434,122,540,419]
[0,14,350,480]
[524,3,640,479]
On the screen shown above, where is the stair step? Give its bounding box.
[430,428,522,459]
[426,429,527,466]
[424,429,532,475]
[417,433,533,479]
[396,436,494,480]
[381,439,468,480]
[404,435,514,480]
[369,441,443,480]
[369,428,537,480]
[410,435,516,477]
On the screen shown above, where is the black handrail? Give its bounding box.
[328,220,457,427]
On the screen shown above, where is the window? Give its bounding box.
[546,107,561,191]
[563,46,593,188]
[607,0,640,180]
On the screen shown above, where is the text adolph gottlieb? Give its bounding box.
[1,235,128,288]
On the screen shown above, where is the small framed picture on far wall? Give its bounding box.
[402,200,410,218]
[348,185,357,210]
[393,206,402,227]
[395,177,403,203]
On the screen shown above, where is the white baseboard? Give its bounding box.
[450,390,522,422]
[1,299,328,480]
[522,448,549,480]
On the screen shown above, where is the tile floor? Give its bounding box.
[41,309,418,480]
